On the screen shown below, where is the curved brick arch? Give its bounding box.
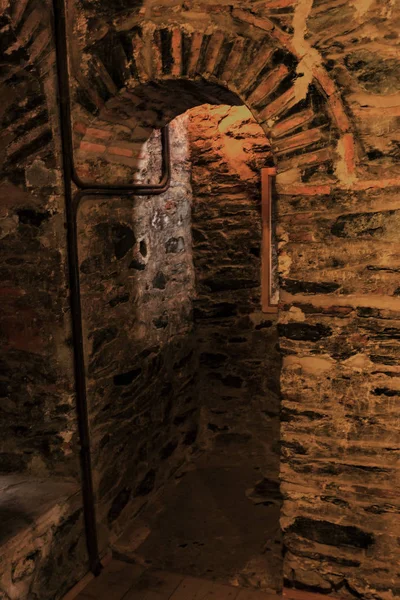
[0,0,57,184]
[74,21,356,184]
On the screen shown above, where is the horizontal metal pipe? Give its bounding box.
[52,0,170,195]
[72,127,171,192]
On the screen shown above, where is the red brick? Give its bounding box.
[274,127,325,154]
[220,36,246,83]
[237,13,296,55]
[79,141,106,153]
[258,86,298,122]
[108,146,134,157]
[0,287,25,297]
[232,9,274,33]
[313,65,337,97]
[349,178,400,191]
[86,127,112,140]
[238,47,274,93]
[29,27,52,64]
[342,132,356,177]
[277,184,332,196]
[271,109,314,139]
[188,32,204,76]
[198,3,228,12]
[73,121,87,135]
[171,28,182,76]
[202,31,225,74]
[279,147,333,171]
[247,64,289,106]
[328,93,351,133]
[264,0,297,6]
[132,33,149,81]
[152,29,164,78]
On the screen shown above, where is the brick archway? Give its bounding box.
[72,21,356,185]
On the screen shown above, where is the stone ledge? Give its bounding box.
[0,476,82,600]
[0,476,80,549]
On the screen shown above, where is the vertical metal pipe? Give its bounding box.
[67,195,103,576]
[52,0,103,576]
[52,0,171,578]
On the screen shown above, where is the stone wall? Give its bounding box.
[1,0,399,598]
[188,104,283,590]
[278,183,400,597]
[77,115,200,547]
[0,0,77,480]
[189,103,281,490]
[0,3,86,598]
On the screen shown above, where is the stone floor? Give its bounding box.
[74,560,281,600]
[73,561,331,600]
[113,461,282,592]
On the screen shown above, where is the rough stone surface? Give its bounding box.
[189,105,281,525]
[0,3,77,480]
[78,114,200,549]
[0,477,86,600]
[1,0,399,599]
[76,103,282,591]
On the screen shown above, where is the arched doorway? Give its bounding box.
[69,15,348,594]
[75,86,282,589]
